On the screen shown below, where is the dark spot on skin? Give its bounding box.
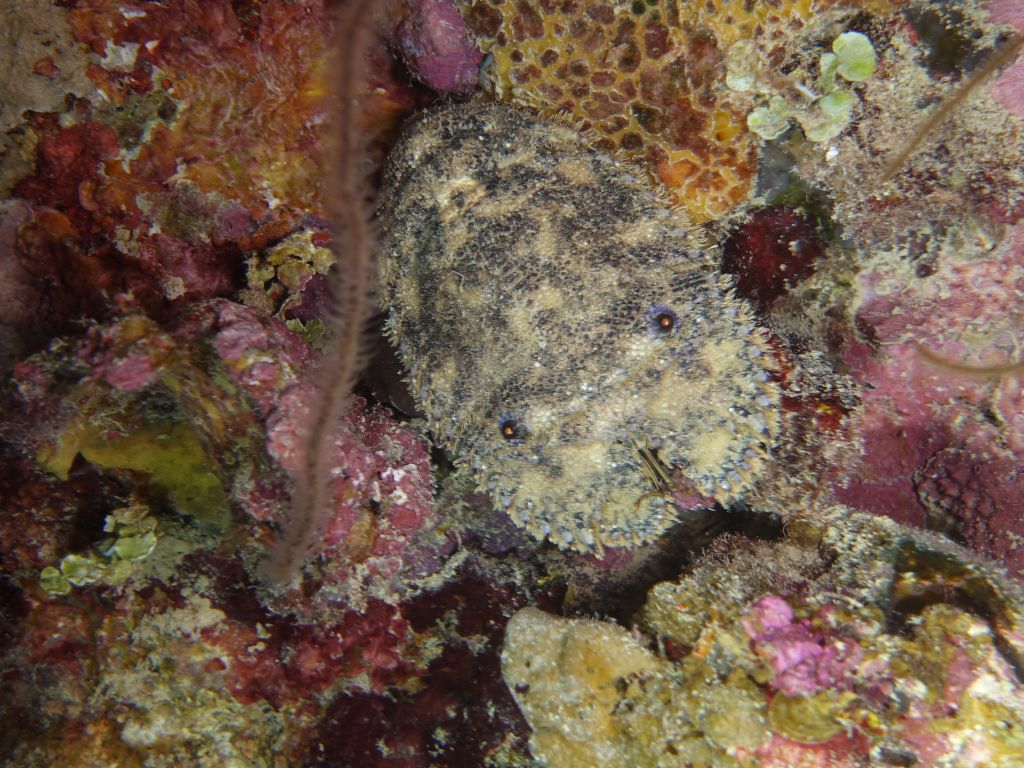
[463,1,502,38]
[631,102,665,134]
[620,132,643,150]
[586,4,615,24]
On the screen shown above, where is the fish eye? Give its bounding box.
[498,412,527,443]
[647,305,679,337]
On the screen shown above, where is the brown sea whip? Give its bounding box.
[263,0,384,582]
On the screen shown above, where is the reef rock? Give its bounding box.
[503,507,1024,767]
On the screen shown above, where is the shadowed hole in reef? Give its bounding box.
[904,4,1007,77]
[64,457,129,552]
[565,504,785,625]
[886,540,1024,683]
[356,312,421,420]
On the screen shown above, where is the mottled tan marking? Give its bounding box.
[378,103,779,551]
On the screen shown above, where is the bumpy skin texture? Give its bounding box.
[378,103,779,551]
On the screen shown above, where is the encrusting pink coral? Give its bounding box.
[395,0,483,94]
[835,221,1024,574]
[742,596,863,697]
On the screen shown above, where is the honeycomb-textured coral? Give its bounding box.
[456,0,832,220]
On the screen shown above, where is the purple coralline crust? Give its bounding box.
[198,300,315,416]
[264,381,435,582]
[836,223,1024,575]
[201,595,419,708]
[396,0,483,94]
[742,596,863,697]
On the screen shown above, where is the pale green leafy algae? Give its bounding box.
[114,531,159,561]
[40,501,161,594]
[39,566,72,595]
[747,98,792,141]
[60,553,104,586]
[819,90,854,117]
[743,29,877,143]
[818,52,840,91]
[833,31,878,82]
[799,91,855,141]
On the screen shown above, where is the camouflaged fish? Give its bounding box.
[377,103,779,552]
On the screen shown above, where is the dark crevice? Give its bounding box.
[886,540,1024,683]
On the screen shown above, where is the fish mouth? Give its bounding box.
[485,434,685,552]
[629,437,673,493]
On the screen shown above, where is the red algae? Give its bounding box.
[722,207,824,309]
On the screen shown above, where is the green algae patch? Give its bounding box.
[78,421,230,530]
[833,31,878,82]
[43,417,230,531]
[39,565,72,595]
[767,691,846,744]
[41,501,163,594]
[738,28,878,143]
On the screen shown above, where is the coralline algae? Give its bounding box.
[503,508,1024,768]
[378,102,779,552]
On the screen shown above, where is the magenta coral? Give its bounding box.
[200,300,315,416]
[836,221,1024,574]
[396,0,484,94]
[266,385,434,580]
[742,596,863,697]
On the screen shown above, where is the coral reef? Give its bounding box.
[1,0,1024,765]
[0,0,93,197]
[0,303,464,765]
[504,508,1024,767]
[3,299,438,596]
